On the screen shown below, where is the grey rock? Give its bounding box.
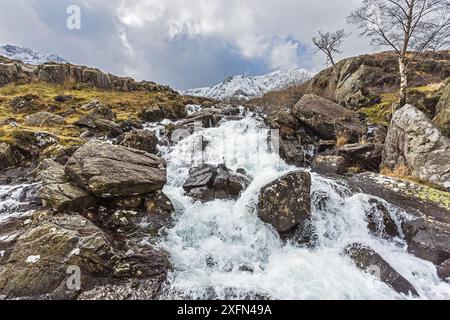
[382,105,450,191]
[258,171,311,234]
[65,140,167,197]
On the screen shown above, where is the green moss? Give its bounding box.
[359,92,396,126]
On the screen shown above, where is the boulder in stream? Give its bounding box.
[345,243,418,296]
[258,171,311,234]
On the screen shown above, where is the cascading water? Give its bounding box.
[155,114,450,300]
[0,183,40,216]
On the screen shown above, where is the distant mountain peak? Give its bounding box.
[0,44,68,65]
[181,69,311,101]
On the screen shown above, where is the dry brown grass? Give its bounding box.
[381,164,411,178]
[335,131,350,148]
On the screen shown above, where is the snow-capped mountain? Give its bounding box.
[0,44,68,65]
[181,69,311,101]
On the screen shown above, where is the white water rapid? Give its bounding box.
[154,114,450,300]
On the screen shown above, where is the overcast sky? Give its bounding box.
[0,0,376,89]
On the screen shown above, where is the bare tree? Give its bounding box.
[312,29,350,70]
[349,0,450,107]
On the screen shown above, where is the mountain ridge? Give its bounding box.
[0,44,68,65]
[181,68,311,101]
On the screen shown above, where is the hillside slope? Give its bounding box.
[250,51,450,125]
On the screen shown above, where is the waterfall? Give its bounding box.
[156,115,450,300]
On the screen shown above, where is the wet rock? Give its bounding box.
[65,140,167,197]
[116,129,158,154]
[312,155,347,175]
[437,259,450,281]
[37,159,95,211]
[345,244,418,296]
[183,164,250,202]
[0,142,25,170]
[0,211,170,299]
[178,108,223,128]
[258,171,311,234]
[292,94,366,141]
[402,218,450,267]
[76,278,166,300]
[366,199,400,239]
[24,112,66,127]
[333,143,383,172]
[382,105,450,190]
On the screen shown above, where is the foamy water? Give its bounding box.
[156,116,450,300]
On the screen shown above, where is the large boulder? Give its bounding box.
[292,94,366,141]
[116,129,158,154]
[183,164,250,202]
[25,112,66,127]
[37,159,94,211]
[345,244,418,296]
[65,140,167,197]
[258,171,311,234]
[0,211,170,299]
[382,105,450,191]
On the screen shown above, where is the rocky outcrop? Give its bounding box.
[292,94,366,141]
[183,164,250,202]
[382,105,450,191]
[0,61,31,86]
[366,199,400,239]
[36,64,176,94]
[116,130,158,154]
[25,112,66,127]
[258,171,311,234]
[65,141,167,197]
[0,210,169,299]
[345,244,418,296]
[335,64,385,109]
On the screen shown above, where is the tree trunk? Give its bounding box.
[398,57,408,108]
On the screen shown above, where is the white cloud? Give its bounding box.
[0,0,374,88]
